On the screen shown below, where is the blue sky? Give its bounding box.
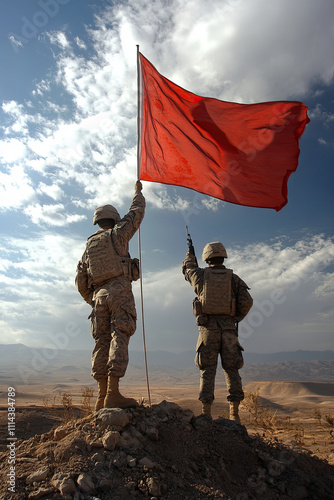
[0,0,333,358]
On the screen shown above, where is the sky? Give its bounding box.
[0,0,334,360]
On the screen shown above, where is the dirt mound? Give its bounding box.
[1,401,334,500]
[245,381,334,400]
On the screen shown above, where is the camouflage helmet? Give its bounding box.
[93,204,121,225]
[202,241,228,262]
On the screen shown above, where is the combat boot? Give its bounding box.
[94,377,107,412]
[201,402,212,416]
[104,375,138,409]
[229,401,241,422]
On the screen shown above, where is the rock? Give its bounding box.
[146,426,159,440]
[102,430,120,450]
[95,408,131,429]
[127,455,137,467]
[77,472,95,493]
[51,472,67,489]
[28,487,54,499]
[111,450,127,468]
[88,439,103,448]
[125,480,136,491]
[54,426,69,441]
[129,426,143,439]
[153,400,180,418]
[35,441,56,461]
[26,467,49,484]
[192,414,213,430]
[51,472,77,496]
[53,435,87,463]
[214,417,248,436]
[139,456,156,469]
[147,476,161,496]
[119,430,141,449]
[180,409,194,424]
[99,478,113,491]
[59,477,77,495]
[91,451,105,465]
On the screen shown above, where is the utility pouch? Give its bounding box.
[193,298,208,326]
[196,314,208,326]
[192,297,202,316]
[130,258,140,282]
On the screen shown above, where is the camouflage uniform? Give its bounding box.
[76,189,145,380]
[182,252,253,404]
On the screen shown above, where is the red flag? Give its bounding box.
[139,53,310,211]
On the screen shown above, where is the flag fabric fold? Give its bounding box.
[139,53,310,211]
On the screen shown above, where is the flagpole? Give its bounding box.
[136,45,151,407]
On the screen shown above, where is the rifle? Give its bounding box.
[186,226,196,256]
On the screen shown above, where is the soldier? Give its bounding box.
[76,181,145,411]
[182,241,253,421]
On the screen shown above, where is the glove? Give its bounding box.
[135,180,143,191]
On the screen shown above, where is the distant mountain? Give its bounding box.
[129,349,334,367]
[1,344,334,384]
[242,360,334,383]
[244,350,334,363]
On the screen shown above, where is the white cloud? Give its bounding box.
[8,35,23,49]
[2,100,30,135]
[32,79,51,97]
[119,0,334,102]
[229,235,334,295]
[48,31,71,49]
[75,36,87,50]
[23,203,86,227]
[308,103,334,125]
[0,232,91,347]
[37,182,64,201]
[0,165,36,209]
[0,138,27,162]
[314,273,334,297]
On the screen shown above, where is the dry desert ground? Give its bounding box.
[1,378,334,464]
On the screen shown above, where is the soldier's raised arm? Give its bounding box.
[112,181,145,254]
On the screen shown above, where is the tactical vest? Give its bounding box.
[86,229,125,286]
[200,267,236,316]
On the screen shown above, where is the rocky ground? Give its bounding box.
[1,401,334,500]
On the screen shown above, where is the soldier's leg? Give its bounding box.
[90,296,111,411]
[104,330,137,408]
[91,296,111,380]
[220,329,244,402]
[104,288,138,408]
[195,328,221,405]
[107,329,130,378]
[106,284,137,377]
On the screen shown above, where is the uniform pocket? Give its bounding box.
[195,341,204,370]
[90,309,97,339]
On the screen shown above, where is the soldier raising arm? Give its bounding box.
[76,181,145,411]
[182,241,253,421]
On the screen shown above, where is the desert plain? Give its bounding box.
[1,365,334,465]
